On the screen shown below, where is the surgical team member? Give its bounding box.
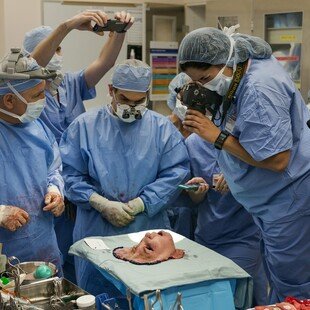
[60,59,190,296]
[167,72,192,138]
[0,52,64,272]
[24,10,134,143]
[185,134,268,305]
[178,27,310,301]
[23,10,134,281]
[166,73,196,239]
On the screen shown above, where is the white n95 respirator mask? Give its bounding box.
[173,98,187,121]
[203,67,233,97]
[0,83,46,123]
[203,37,235,97]
[46,54,63,72]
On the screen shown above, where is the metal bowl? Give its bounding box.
[7,257,58,284]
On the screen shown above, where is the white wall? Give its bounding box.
[1,0,42,57]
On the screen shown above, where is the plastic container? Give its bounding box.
[130,48,135,59]
[76,295,96,309]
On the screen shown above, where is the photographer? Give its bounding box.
[178,27,310,302]
[167,74,267,305]
[24,10,134,143]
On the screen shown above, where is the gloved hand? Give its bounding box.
[89,193,134,227]
[0,205,29,232]
[127,198,145,216]
[43,189,65,217]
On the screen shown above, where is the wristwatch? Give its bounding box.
[214,130,230,150]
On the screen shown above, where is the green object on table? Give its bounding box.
[1,276,10,285]
[34,264,53,279]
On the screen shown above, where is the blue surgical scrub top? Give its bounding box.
[186,134,260,246]
[0,118,64,268]
[40,70,96,143]
[218,56,310,222]
[59,106,190,238]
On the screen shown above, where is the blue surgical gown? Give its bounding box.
[186,133,267,305]
[60,106,190,296]
[40,70,96,143]
[167,191,197,240]
[218,56,310,301]
[0,119,64,273]
[40,70,95,282]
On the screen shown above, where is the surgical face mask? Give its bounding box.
[203,37,235,97]
[0,83,46,123]
[46,54,63,71]
[203,67,233,97]
[113,93,147,123]
[173,98,187,121]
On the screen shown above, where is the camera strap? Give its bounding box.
[220,60,248,125]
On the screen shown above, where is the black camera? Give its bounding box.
[178,83,223,116]
[93,19,127,33]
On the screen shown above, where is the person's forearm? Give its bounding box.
[31,22,71,67]
[84,32,126,88]
[222,135,290,172]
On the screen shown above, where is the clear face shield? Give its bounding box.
[0,48,63,97]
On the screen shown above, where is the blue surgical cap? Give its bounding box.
[0,80,42,95]
[178,27,272,67]
[23,26,53,54]
[0,56,42,95]
[167,73,191,110]
[112,59,151,93]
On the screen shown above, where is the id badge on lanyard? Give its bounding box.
[224,104,237,134]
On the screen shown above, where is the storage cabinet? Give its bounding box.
[203,0,310,101]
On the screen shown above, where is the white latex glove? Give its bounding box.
[43,186,65,217]
[127,198,145,216]
[89,193,134,227]
[0,205,29,232]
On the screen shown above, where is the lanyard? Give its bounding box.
[220,60,248,125]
